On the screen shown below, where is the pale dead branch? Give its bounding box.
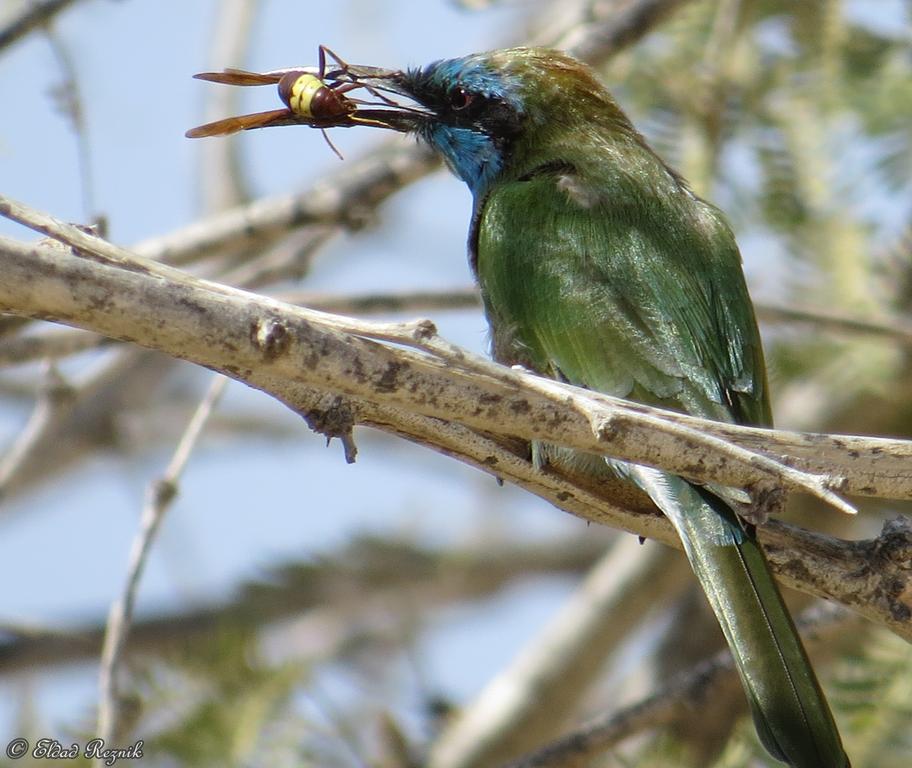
[0,210,910,639]
[0,199,904,505]
[133,143,439,267]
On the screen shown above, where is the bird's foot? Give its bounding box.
[741,481,788,525]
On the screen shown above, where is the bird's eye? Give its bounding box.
[449,87,474,111]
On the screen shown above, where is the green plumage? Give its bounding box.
[475,161,767,425]
[313,46,850,766]
[465,50,848,767]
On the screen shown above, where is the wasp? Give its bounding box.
[186,45,373,157]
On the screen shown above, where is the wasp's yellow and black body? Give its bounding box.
[277,71,353,119]
[186,44,413,144]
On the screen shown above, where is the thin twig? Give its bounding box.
[283,287,480,315]
[43,24,96,221]
[0,346,172,501]
[196,0,260,212]
[96,375,228,746]
[220,228,335,288]
[0,362,73,501]
[0,328,112,366]
[757,301,912,345]
[0,0,82,52]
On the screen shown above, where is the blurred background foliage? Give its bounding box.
[1,0,910,766]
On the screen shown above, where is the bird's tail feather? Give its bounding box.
[626,465,849,768]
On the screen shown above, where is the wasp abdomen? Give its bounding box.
[278,72,353,119]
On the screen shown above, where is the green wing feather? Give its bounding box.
[475,165,768,425]
[473,165,849,767]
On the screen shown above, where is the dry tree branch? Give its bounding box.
[134,143,439,267]
[1,199,910,502]
[0,289,478,368]
[0,144,437,496]
[0,199,885,506]
[0,206,911,639]
[1,201,910,512]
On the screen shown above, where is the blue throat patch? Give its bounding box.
[424,124,502,200]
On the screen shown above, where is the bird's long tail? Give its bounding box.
[626,465,849,768]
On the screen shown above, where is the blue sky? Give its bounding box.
[0,0,587,741]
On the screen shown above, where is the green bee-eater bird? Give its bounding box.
[190,46,850,767]
[342,48,850,767]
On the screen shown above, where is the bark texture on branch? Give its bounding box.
[0,228,910,639]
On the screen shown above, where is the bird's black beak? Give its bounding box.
[334,65,432,133]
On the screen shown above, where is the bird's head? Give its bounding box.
[347,47,641,200]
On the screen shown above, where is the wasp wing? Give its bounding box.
[185,108,298,137]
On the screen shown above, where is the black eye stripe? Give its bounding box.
[430,82,523,138]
